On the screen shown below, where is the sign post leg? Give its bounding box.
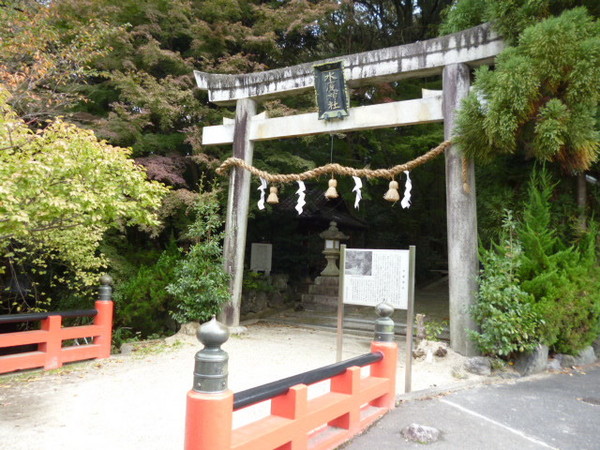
[404,245,416,393]
[336,244,346,362]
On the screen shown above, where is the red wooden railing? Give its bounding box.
[185,340,398,450]
[0,278,113,374]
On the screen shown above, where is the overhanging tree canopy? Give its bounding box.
[442,3,600,173]
[0,87,168,309]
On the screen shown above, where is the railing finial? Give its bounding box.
[193,316,230,393]
[98,275,113,302]
[374,301,395,342]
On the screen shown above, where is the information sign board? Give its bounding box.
[343,248,410,309]
[336,245,416,393]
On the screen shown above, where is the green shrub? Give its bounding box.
[422,318,448,341]
[518,169,600,354]
[113,243,180,337]
[243,271,275,293]
[470,212,542,356]
[472,168,600,357]
[167,190,230,324]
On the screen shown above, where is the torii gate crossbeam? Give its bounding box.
[195,24,504,355]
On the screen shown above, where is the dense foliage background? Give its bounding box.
[1,0,598,355]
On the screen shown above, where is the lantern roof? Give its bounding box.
[319,221,349,241]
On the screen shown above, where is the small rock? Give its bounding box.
[271,274,288,291]
[496,371,520,380]
[241,291,268,314]
[514,344,549,376]
[556,354,575,367]
[268,291,285,308]
[435,346,447,357]
[451,366,468,380]
[413,348,425,359]
[577,346,597,365]
[414,340,448,360]
[120,343,134,355]
[164,334,182,346]
[556,346,597,367]
[228,325,248,335]
[179,322,199,336]
[593,338,600,359]
[401,423,441,444]
[464,356,491,376]
[546,358,561,371]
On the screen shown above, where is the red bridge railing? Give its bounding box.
[0,276,113,374]
[185,303,398,450]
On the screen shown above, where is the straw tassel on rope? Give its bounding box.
[267,186,279,204]
[383,180,400,203]
[325,178,339,199]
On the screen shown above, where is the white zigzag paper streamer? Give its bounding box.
[401,171,412,209]
[257,178,267,210]
[352,176,363,209]
[295,180,306,215]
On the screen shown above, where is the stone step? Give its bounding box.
[265,310,450,340]
[266,313,409,337]
[301,294,338,306]
[308,284,339,296]
[314,276,340,286]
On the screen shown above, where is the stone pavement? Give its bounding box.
[346,363,600,450]
[0,323,443,450]
[1,319,598,450]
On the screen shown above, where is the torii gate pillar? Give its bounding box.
[220,98,256,329]
[443,64,478,356]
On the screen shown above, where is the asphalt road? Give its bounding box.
[346,363,600,449]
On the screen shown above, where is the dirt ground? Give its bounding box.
[0,322,485,450]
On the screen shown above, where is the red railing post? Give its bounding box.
[186,389,233,450]
[93,274,114,359]
[185,317,232,450]
[370,302,398,409]
[40,315,63,370]
[369,341,398,408]
[329,366,361,431]
[271,384,309,449]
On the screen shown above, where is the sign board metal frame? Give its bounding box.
[337,244,416,393]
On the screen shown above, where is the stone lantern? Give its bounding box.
[319,221,349,276]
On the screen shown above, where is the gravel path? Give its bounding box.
[0,323,480,450]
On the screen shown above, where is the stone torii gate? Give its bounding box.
[194,24,504,355]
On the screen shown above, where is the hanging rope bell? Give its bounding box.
[325,178,339,199]
[383,180,400,202]
[267,186,279,204]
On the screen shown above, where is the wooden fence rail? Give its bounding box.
[0,276,113,374]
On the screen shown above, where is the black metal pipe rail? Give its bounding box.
[233,351,383,410]
[0,309,98,325]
